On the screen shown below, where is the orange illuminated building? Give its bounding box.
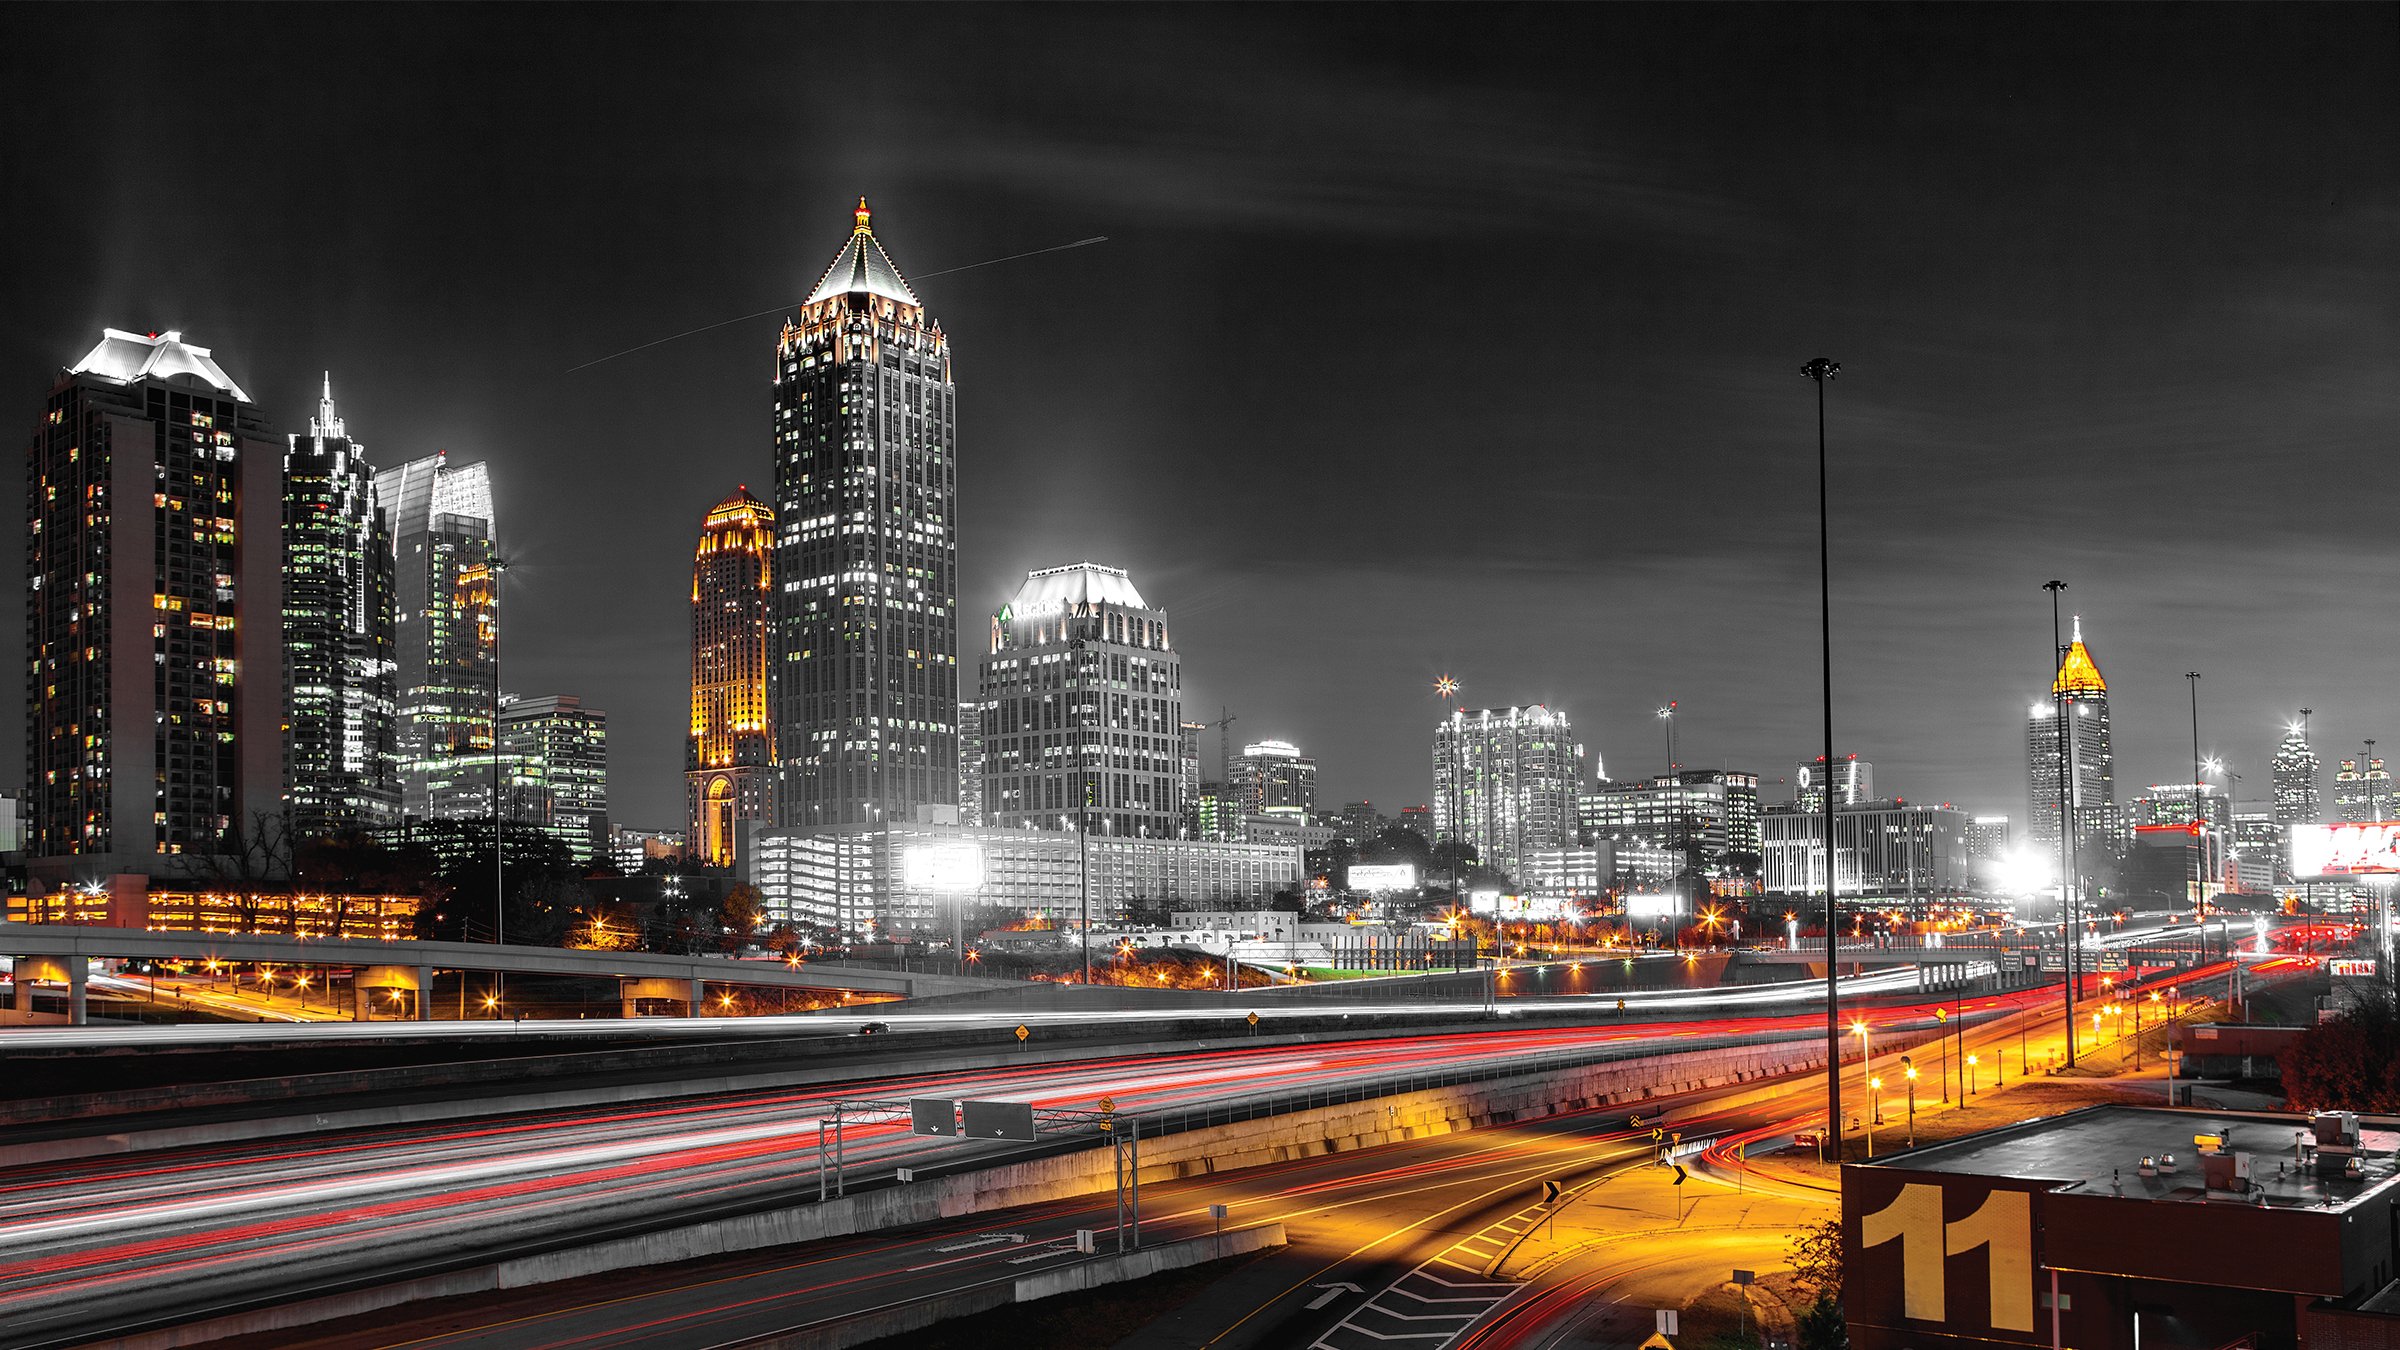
[688,487,776,866]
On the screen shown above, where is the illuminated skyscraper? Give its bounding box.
[23,330,285,881]
[772,200,958,829]
[976,563,1183,838]
[372,451,497,821]
[1794,755,1873,812]
[283,375,399,835]
[1432,705,1583,879]
[2272,716,2321,827]
[2026,616,2118,866]
[687,486,775,866]
[2335,755,2391,823]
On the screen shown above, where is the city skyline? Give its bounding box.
[3,7,2392,836]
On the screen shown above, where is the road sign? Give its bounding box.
[1618,998,1628,1010]
[1099,1096,1116,1113]
[1651,1128,1664,1142]
[1247,1011,1260,1026]
[1655,1307,1680,1334]
[909,1098,958,1136]
[1638,1335,1676,1350]
[1671,1164,1688,1185]
[1014,1024,1030,1042]
[1733,1269,1755,1285]
[1541,1180,1563,1205]
[961,1099,1038,1141]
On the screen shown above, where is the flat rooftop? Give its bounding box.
[1874,1105,2400,1212]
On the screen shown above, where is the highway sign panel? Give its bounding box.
[961,1099,1038,1141]
[1014,1024,1029,1042]
[910,1098,958,1136]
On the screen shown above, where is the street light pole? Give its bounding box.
[490,554,510,1012]
[2187,672,2205,910]
[2045,580,2076,1066]
[1073,636,1091,986]
[1804,356,1842,1162]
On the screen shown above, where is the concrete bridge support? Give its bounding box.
[620,977,704,1018]
[14,956,88,1025]
[355,965,434,1021]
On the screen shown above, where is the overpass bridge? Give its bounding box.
[1,925,1024,1025]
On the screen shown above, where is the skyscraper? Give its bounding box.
[687,486,775,866]
[2026,616,2119,868]
[1226,740,1317,824]
[2272,716,2322,827]
[500,694,608,861]
[282,375,399,836]
[1432,705,1582,879]
[773,200,958,830]
[24,330,285,880]
[372,452,497,822]
[976,563,1183,838]
[2336,755,2392,823]
[1794,755,1873,812]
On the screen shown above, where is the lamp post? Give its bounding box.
[1804,355,1843,1164]
[1901,1055,1918,1146]
[2187,672,2205,909]
[1866,1076,1881,1158]
[489,553,511,1013]
[1966,1052,1979,1096]
[1072,636,1092,985]
[2164,985,2180,1106]
[2044,579,2077,1066]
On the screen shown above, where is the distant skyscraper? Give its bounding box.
[957,699,993,827]
[2272,716,2321,827]
[2335,755,2392,823]
[1578,769,1761,864]
[977,563,1182,838]
[686,487,776,866]
[24,331,286,882]
[1964,816,2011,865]
[499,694,607,861]
[1227,740,1317,823]
[1178,720,1206,838]
[1795,755,1873,812]
[283,375,399,836]
[2026,616,2118,867]
[373,451,497,822]
[1432,705,1582,879]
[772,200,958,830]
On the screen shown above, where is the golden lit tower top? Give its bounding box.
[2051,615,2107,695]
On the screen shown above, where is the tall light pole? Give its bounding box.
[1803,356,1841,1160]
[2187,672,2205,911]
[1072,636,1092,985]
[2045,580,2077,1066]
[489,554,510,1011]
[1437,676,1463,913]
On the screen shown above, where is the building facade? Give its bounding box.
[282,375,399,836]
[372,450,497,822]
[976,563,1182,838]
[687,486,776,866]
[747,822,1301,938]
[498,694,607,861]
[1432,705,1582,879]
[24,330,285,884]
[2335,754,2392,823]
[2025,616,2119,870]
[1761,800,1971,897]
[1227,739,1317,823]
[772,200,958,831]
[1577,769,1762,864]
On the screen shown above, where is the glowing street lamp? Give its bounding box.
[1901,1055,1919,1145]
[1966,1052,1980,1096]
[1866,1076,1882,1158]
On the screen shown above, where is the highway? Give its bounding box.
[0,1012,1856,1350]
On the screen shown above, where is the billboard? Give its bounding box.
[1347,863,1419,892]
[2291,822,2400,878]
[1624,893,1683,920]
[902,840,984,891]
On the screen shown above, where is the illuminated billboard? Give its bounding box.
[1467,888,1504,914]
[901,840,984,891]
[1623,893,1683,919]
[2291,822,2400,878]
[1347,863,1418,892]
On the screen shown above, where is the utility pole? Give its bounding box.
[1803,356,1841,1162]
[2188,672,2205,910]
[490,554,510,1011]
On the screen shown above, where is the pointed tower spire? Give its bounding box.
[855,196,873,234]
[311,371,346,440]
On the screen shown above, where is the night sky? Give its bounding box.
[4,6,2393,835]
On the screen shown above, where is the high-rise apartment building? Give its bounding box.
[499,694,607,861]
[2272,716,2321,827]
[2026,616,2118,868]
[1795,755,1873,812]
[373,451,497,822]
[772,200,958,830]
[24,330,285,883]
[686,487,775,866]
[1227,740,1317,822]
[282,375,398,836]
[976,564,1182,838]
[1432,705,1582,879]
[2335,755,2392,823]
